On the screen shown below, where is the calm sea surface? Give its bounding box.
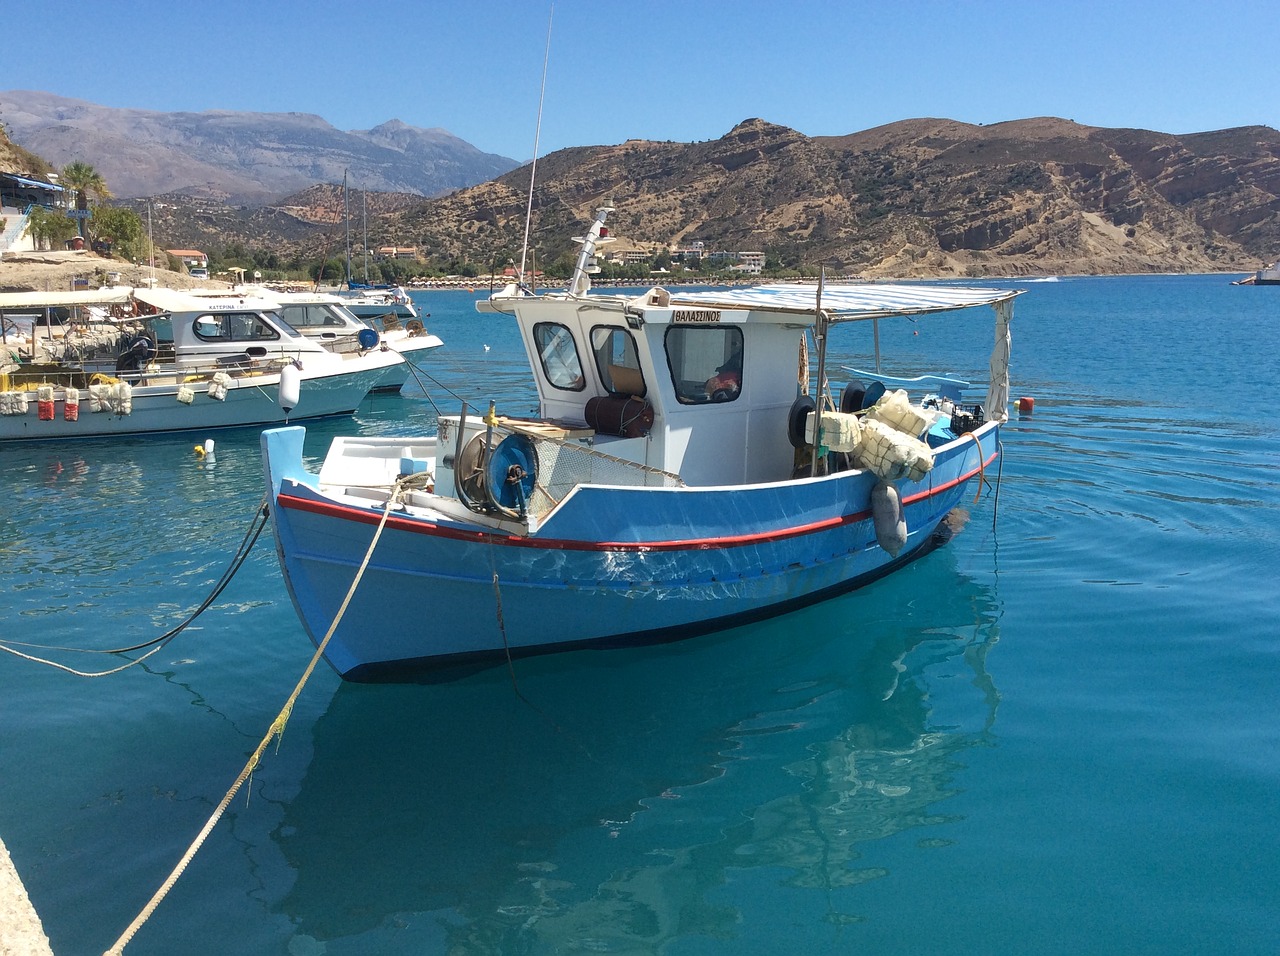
[2,275,1277,955]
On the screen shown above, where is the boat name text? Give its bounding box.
[672,309,722,324]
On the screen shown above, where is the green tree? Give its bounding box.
[310,258,346,283]
[26,205,79,250]
[87,206,144,260]
[59,161,112,239]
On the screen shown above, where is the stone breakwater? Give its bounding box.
[0,835,53,956]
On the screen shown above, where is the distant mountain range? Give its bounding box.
[3,93,1277,278]
[0,90,520,203]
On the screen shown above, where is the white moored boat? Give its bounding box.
[210,287,443,392]
[261,205,1021,680]
[0,287,406,442]
[337,284,421,325]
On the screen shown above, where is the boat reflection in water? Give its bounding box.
[274,529,1001,951]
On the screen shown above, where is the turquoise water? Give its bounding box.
[1,276,1278,955]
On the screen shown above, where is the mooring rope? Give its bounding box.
[960,431,988,505]
[103,481,407,955]
[0,498,270,677]
[992,438,1005,531]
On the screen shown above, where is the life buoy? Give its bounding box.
[872,480,907,556]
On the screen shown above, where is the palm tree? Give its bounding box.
[59,161,112,240]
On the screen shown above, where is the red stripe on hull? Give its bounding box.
[275,445,995,554]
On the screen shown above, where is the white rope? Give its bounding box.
[0,640,171,678]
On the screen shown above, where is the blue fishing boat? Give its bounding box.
[261,205,1021,680]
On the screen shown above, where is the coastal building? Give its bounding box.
[166,249,208,278]
[0,174,66,254]
[672,240,705,263]
[1,173,64,213]
[377,246,419,260]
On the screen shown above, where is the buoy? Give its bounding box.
[1018,396,1035,414]
[203,439,216,464]
[279,363,301,414]
[871,480,907,556]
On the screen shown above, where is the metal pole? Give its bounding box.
[810,269,828,478]
[343,170,351,287]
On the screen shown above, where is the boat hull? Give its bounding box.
[262,423,999,680]
[0,365,389,441]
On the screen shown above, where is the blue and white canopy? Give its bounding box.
[1,173,64,192]
[667,282,1021,322]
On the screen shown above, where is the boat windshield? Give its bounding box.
[663,325,744,404]
[533,322,585,391]
[276,303,352,331]
[591,326,646,398]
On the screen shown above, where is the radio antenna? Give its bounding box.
[518,5,554,286]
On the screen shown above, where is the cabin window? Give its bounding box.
[278,304,345,329]
[533,322,585,391]
[663,325,744,404]
[590,326,646,397]
[191,311,281,343]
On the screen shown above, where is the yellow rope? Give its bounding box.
[103,482,405,955]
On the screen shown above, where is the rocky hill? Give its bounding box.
[392,117,1279,277]
[0,90,520,203]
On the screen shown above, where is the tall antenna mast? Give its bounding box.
[343,169,351,286]
[518,5,554,285]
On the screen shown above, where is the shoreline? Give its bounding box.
[1,252,1252,297]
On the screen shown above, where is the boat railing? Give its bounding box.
[4,353,292,392]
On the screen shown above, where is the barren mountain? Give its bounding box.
[390,117,1279,277]
[0,90,519,203]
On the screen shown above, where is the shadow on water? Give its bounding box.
[272,542,1003,952]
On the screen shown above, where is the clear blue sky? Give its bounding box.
[12,0,1276,161]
